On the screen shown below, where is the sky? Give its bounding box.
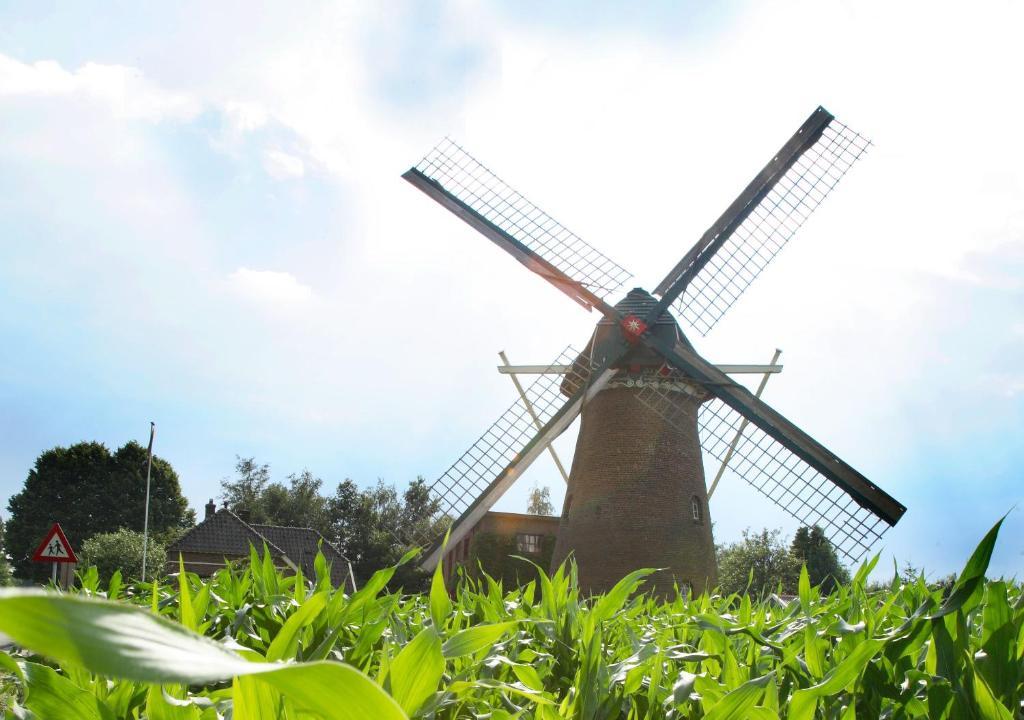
[1,0,1021,580]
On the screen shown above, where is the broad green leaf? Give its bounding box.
[959,516,1004,582]
[512,663,545,692]
[441,621,517,658]
[0,589,256,683]
[146,685,201,720]
[969,652,1014,720]
[232,675,280,720]
[0,589,407,720]
[107,570,123,602]
[447,678,555,706]
[590,568,656,625]
[257,662,407,720]
[387,626,443,715]
[266,592,327,662]
[429,536,452,630]
[0,648,25,684]
[666,670,697,707]
[978,580,1014,703]
[804,625,824,679]
[798,565,811,613]
[852,552,881,587]
[21,661,112,720]
[789,639,884,720]
[703,673,772,720]
[745,709,779,720]
[931,516,1004,619]
[177,556,196,631]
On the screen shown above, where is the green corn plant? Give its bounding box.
[0,518,1019,719]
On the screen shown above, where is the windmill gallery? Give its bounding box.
[403,107,906,596]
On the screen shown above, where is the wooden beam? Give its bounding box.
[707,349,782,500]
[498,363,784,375]
[499,351,570,485]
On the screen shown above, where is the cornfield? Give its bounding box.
[0,518,1020,719]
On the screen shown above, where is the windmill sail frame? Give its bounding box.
[403,106,904,569]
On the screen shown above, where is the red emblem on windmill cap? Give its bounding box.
[32,522,78,564]
[620,314,648,343]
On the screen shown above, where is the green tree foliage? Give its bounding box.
[717,527,799,596]
[220,458,448,589]
[329,477,448,589]
[526,485,554,515]
[0,517,13,586]
[220,458,331,536]
[5,441,194,582]
[79,529,167,585]
[718,526,852,597]
[789,524,851,593]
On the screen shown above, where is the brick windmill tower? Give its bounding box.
[550,289,718,594]
[402,107,906,594]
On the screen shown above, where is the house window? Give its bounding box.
[691,496,703,524]
[516,533,542,555]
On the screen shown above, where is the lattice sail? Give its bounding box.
[411,138,633,299]
[675,118,870,336]
[416,346,595,547]
[633,382,890,564]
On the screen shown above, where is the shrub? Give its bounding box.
[78,528,167,585]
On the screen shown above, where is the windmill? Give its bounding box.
[403,106,906,595]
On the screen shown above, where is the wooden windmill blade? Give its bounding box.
[413,347,618,570]
[403,138,633,310]
[633,334,905,563]
[651,107,871,336]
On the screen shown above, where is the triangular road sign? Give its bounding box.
[32,523,78,564]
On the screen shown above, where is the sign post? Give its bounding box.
[32,522,78,587]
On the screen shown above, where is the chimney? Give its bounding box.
[237,508,251,523]
[204,499,216,520]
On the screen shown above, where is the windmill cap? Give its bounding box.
[599,287,678,326]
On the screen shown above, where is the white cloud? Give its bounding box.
[0,54,200,122]
[262,149,306,179]
[223,100,268,133]
[228,267,313,304]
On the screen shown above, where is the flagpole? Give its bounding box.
[141,422,155,583]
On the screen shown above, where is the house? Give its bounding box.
[441,511,560,586]
[167,500,355,591]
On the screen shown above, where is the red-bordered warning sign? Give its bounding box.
[32,523,78,564]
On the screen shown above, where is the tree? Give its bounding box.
[527,485,554,515]
[220,458,331,536]
[219,456,271,520]
[328,477,449,589]
[789,525,850,593]
[79,529,167,585]
[0,517,12,586]
[716,528,798,597]
[5,441,194,582]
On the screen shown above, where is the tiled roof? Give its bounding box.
[169,509,288,557]
[168,510,352,589]
[250,524,351,588]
